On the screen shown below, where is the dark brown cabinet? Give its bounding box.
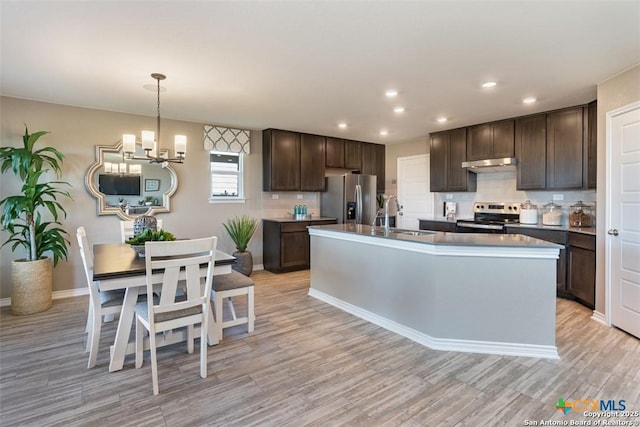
[362,142,386,192]
[263,219,337,273]
[547,107,584,189]
[430,128,476,192]
[515,114,547,190]
[325,137,345,168]
[505,227,568,296]
[567,232,596,308]
[467,119,514,161]
[344,140,362,170]
[586,100,597,189]
[263,129,325,192]
[418,220,456,232]
[300,133,326,191]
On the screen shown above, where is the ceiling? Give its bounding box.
[1,1,639,145]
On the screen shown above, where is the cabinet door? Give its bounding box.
[516,114,547,190]
[280,231,309,269]
[300,134,326,191]
[547,107,584,189]
[344,140,362,170]
[467,124,492,161]
[587,100,597,189]
[325,137,344,168]
[568,245,595,308]
[374,143,386,192]
[418,220,456,232]
[263,129,300,191]
[429,132,447,192]
[360,142,385,192]
[447,128,472,191]
[492,120,515,158]
[361,142,376,175]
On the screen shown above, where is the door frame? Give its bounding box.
[605,100,640,327]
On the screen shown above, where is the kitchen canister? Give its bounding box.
[569,201,594,227]
[542,201,563,226]
[519,200,538,224]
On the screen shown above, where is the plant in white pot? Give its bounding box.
[0,126,71,315]
[222,215,257,276]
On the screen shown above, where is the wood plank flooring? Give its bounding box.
[1,270,639,426]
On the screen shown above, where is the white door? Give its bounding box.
[397,154,432,229]
[607,101,640,339]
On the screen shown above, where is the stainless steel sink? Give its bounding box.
[387,229,434,236]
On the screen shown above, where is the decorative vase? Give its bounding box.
[133,215,157,235]
[232,251,253,276]
[11,257,53,315]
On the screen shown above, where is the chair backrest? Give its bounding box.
[120,219,164,242]
[144,237,217,323]
[77,227,101,306]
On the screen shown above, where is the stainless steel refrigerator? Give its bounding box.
[321,174,377,225]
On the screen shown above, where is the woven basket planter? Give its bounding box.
[11,257,53,315]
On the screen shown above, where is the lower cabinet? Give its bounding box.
[418,220,456,232]
[505,227,568,297]
[263,219,337,273]
[567,232,596,308]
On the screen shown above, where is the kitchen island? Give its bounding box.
[308,224,562,359]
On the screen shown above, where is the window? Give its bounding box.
[210,151,244,202]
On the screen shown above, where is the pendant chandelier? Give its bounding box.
[122,73,186,164]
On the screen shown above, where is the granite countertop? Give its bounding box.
[263,217,337,223]
[309,223,562,249]
[417,216,596,236]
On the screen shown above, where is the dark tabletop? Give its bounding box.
[93,243,236,281]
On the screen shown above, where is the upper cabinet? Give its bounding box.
[300,133,326,191]
[325,137,345,168]
[361,142,386,192]
[467,119,515,161]
[515,104,595,191]
[430,128,476,192]
[263,129,302,191]
[344,139,362,170]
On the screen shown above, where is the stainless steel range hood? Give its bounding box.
[461,157,517,173]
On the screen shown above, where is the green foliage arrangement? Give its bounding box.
[125,228,176,245]
[0,126,71,265]
[223,215,257,252]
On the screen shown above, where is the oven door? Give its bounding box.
[455,221,505,234]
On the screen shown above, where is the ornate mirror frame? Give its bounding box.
[85,141,178,220]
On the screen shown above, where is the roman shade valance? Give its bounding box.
[204,125,251,155]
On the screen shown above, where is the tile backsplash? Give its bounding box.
[433,171,597,224]
[261,192,321,219]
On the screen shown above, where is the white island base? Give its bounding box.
[308,224,561,359]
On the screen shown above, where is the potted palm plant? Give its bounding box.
[222,215,258,276]
[0,126,71,315]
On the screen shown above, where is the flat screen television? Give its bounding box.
[98,174,141,196]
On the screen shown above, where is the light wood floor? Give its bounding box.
[1,270,638,427]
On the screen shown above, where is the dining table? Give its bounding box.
[92,242,236,372]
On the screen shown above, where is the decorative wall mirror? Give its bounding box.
[85,141,178,220]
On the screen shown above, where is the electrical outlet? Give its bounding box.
[553,194,564,201]
[272,194,279,199]
[297,194,303,199]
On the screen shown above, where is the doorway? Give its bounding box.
[607,100,640,339]
[397,154,433,229]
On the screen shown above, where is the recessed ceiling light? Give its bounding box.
[379,129,389,136]
[385,89,398,98]
[482,81,497,88]
[437,117,448,123]
[523,97,536,104]
[394,106,405,113]
[338,122,348,129]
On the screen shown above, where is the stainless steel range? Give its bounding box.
[455,202,520,233]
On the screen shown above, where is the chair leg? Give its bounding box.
[85,300,93,335]
[149,327,159,395]
[226,297,237,320]
[248,287,255,333]
[187,325,194,354]
[200,311,208,379]
[135,316,143,369]
[87,307,101,368]
[215,293,224,341]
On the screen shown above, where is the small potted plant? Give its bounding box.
[223,215,257,276]
[0,126,71,315]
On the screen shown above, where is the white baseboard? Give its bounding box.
[591,310,608,326]
[0,288,89,308]
[308,288,559,360]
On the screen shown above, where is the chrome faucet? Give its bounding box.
[384,195,402,233]
[372,209,385,227]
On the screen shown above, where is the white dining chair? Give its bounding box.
[120,219,163,242]
[211,270,255,340]
[134,236,217,395]
[77,226,127,368]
